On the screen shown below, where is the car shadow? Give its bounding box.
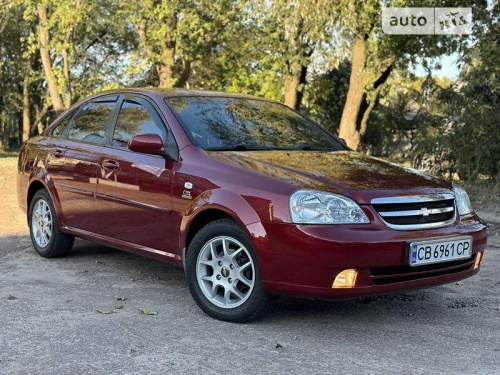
[1,234,476,324]
[65,238,453,323]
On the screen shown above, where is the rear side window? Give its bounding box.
[112,99,166,148]
[67,101,116,144]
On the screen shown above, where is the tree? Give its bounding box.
[442,2,500,180]
[336,0,489,150]
[0,2,28,146]
[251,0,340,110]
[22,0,131,115]
[303,60,351,132]
[125,0,240,89]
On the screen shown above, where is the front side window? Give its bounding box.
[51,113,73,137]
[166,96,346,151]
[112,100,166,148]
[67,101,116,144]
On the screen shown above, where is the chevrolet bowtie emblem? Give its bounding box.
[421,207,430,217]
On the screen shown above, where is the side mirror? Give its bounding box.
[338,138,348,146]
[128,134,165,155]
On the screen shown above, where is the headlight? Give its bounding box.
[453,183,473,215]
[290,190,370,224]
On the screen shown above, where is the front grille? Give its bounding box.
[373,199,453,212]
[371,194,456,230]
[384,212,452,226]
[370,255,475,285]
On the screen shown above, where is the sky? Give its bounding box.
[412,54,461,80]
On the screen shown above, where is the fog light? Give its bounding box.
[332,269,358,288]
[474,252,483,270]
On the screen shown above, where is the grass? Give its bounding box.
[0,149,19,159]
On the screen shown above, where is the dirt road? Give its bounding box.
[1,157,499,374]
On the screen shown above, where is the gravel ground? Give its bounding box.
[1,157,499,375]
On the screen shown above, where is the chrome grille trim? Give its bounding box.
[371,194,454,204]
[378,206,454,218]
[371,194,456,230]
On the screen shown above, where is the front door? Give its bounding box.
[95,96,175,253]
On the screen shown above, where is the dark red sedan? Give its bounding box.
[17,89,488,322]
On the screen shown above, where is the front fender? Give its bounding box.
[180,188,263,241]
[179,189,275,279]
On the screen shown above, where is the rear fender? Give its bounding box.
[22,155,66,228]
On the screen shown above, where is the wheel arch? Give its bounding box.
[26,178,64,227]
[179,189,269,269]
[27,180,47,213]
[184,209,233,252]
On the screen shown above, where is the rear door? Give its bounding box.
[95,96,176,253]
[48,96,118,232]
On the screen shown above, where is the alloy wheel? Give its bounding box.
[31,199,53,248]
[196,236,255,309]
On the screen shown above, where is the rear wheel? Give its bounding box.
[186,219,276,322]
[28,189,74,258]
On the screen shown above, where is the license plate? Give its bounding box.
[408,236,472,266]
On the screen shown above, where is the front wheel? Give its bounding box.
[28,189,74,258]
[186,219,276,322]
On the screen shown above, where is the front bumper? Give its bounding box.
[253,213,488,299]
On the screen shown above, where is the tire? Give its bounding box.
[186,218,276,322]
[28,189,74,258]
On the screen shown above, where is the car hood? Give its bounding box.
[208,150,453,204]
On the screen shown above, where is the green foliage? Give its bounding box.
[412,3,500,181]
[0,4,25,148]
[0,0,497,180]
[302,60,351,133]
[21,0,135,100]
[124,0,245,88]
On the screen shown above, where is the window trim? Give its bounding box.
[104,94,174,153]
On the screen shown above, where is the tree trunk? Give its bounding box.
[0,119,4,151]
[62,30,72,108]
[157,48,175,88]
[38,4,65,114]
[357,65,392,137]
[22,68,31,142]
[338,36,367,150]
[174,59,192,88]
[338,35,394,150]
[284,60,308,110]
[31,104,50,134]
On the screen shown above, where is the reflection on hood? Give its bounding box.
[208,150,452,203]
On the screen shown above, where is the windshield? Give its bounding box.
[165,96,346,151]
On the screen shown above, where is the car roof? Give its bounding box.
[95,88,265,101]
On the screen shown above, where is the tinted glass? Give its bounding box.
[112,100,166,148]
[166,97,345,151]
[68,101,115,143]
[51,114,72,137]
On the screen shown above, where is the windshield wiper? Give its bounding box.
[205,145,336,152]
[284,145,332,151]
[205,145,273,151]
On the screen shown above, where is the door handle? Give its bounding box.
[102,159,120,170]
[52,149,65,158]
